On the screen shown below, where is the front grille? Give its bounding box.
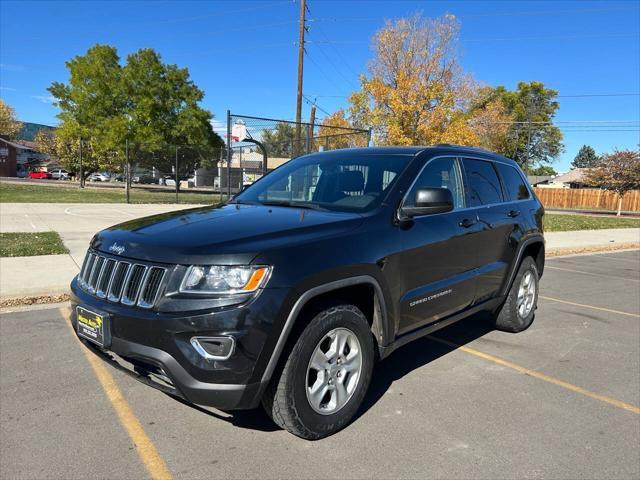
[77,251,167,309]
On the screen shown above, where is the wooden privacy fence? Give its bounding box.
[533,187,640,212]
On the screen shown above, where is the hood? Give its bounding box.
[91,204,364,264]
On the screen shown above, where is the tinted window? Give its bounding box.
[235,154,407,213]
[462,159,503,206]
[405,157,464,209]
[495,163,530,201]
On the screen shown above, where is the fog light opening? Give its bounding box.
[190,336,235,361]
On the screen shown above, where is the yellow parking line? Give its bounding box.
[540,295,640,318]
[60,307,172,480]
[428,335,640,415]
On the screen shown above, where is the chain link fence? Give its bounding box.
[38,114,371,204]
[224,113,371,196]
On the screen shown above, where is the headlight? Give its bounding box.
[179,265,271,295]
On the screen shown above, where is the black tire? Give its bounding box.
[262,304,374,440]
[494,256,539,332]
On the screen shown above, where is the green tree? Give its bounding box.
[487,81,564,172]
[571,145,599,169]
[584,149,640,216]
[529,165,557,176]
[261,122,296,158]
[0,100,23,139]
[48,44,223,185]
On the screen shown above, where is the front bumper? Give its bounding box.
[70,277,291,410]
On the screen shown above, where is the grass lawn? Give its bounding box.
[544,213,640,232]
[0,182,224,204]
[0,232,70,257]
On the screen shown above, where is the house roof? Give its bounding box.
[528,175,553,185]
[0,137,35,151]
[552,168,592,184]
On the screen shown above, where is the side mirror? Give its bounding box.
[401,187,454,218]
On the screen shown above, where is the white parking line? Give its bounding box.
[545,265,640,282]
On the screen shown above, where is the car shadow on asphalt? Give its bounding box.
[355,311,495,421]
[166,311,496,434]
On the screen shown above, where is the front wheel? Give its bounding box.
[494,256,539,332]
[262,304,374,440]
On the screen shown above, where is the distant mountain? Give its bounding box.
[17,122,56,141]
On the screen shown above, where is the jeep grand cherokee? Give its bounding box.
[70,145,544,439]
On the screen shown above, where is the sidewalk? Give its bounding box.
[0,203,194,300]
[1,202,639,300]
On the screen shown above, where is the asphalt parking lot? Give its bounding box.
[1,250,639,479]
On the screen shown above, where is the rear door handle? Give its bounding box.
[507,210,520,218]
[459,218,477,228]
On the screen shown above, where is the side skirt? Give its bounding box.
[379,297,503,360]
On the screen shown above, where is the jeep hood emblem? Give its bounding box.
[108,243,126,255]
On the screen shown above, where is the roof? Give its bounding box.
[528,175,553,185]
[0,137,34,151]
[309,145,518,164]
[552,168,592,184]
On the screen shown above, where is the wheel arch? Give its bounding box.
[500,235,545,297]
[259,276,389,387]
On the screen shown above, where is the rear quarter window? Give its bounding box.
[462,158,503,206]
[495,162,531,201]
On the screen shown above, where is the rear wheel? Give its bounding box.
[262,304,374,440]
[494,256,539,332]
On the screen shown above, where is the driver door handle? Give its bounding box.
[507,210,520,218]
[459,218,478,228]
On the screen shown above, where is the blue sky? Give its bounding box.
[1,0,639,172]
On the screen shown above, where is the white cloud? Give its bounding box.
[0,86,17,91]
[32,95,56,104]
[210,118,227,134]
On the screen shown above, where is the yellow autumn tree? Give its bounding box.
[466,87,513,153]
[349,13,480,146]
[0,100,23,139]
[317,109,368,150]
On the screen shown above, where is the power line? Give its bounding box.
[558,93,640,98]
[304,92,640,100]
[306,32,639,46]
[302,94,332,116]
[307,15,361,81]
[312,6,639,22]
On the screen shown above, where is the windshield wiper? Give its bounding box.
[258,200,327,211]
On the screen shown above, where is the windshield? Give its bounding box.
[234,153,409,213]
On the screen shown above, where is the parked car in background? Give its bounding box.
[87,172,111,182]
[159,176,176,187]
[50,169,70,180]
[112,174,125,182]
[132,172,156,184]
[28,170,52,179]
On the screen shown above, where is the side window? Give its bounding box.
[404,157,465,209]
[495,162,530,201]
[462,158,503,206]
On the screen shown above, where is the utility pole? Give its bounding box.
[306,105,316,154]
[294,0,306,157]
[525,93,533,178]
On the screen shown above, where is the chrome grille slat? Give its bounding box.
[96,259,116,298]
[87,256,104,293]
[121,264,147,306]
[138,267,166,308]
[78,251,166,309]
[108,261,131,302]
[81,253,96,286]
